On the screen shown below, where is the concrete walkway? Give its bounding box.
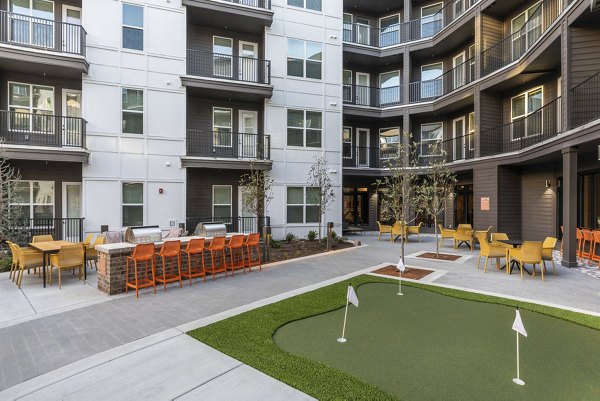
[0,235,598,399]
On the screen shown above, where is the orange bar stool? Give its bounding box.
[581,229,594,261]
[226,235,246,275]
[154,240,182,292]
[126,243,156,298]
[590,231,600,266]
[181,238,206,286]
[206,236,227,280]
[244,233,262,272]
[576,228,583,259]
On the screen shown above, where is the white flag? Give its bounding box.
[397,257,406,273]
[347,285,359,307]
[512,309,528,337]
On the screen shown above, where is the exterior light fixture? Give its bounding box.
[545,180,551,188]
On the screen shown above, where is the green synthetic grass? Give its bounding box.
[188,276,600,401]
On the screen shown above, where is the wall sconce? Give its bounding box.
[545,180,551,188]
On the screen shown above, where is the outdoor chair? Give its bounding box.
[576,228,583,259]
[591,231,600,265]
[474,226,493,243]
[476,234,506,272]
[407,222,424,242]
[86,235,106,270]
[126,243,156,298]
[454,227,474,250]
[226,234,246,275]
[244,233,262,271]
[491,233,511,249]
[438,224,455,247]
[48,244,85,289]
[154,240,182,292]
[581,229,594,261]
[7,241,41,284]
[457,224,472,230]
[32,234,53,243]
[83,234,94,246]
[206,236,227,280]
[542,237,558,276]
[508,241,543,281]
[390,221,408,242]
[181,238,207,286]
[11,242,43,288]
[376,221,392,241]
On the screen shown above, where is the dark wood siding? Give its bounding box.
[187,95,263,133]
[500,76,559,125]
[473,165,497,231]
[570,26,600,87]
[480,14,502,51]
[497,166,521,238]
[521,165,557,241]
[187,25,264,59]
[186,168,245,218]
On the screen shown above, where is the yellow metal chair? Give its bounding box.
[491,232,511,249]
[376,221,392,241]
[48,244,85,289]
[83,233,94,246]
[407,222,424,242]
[508,241,543,281]
[474,226,493,243]
[391,221,408,242]
[86,235,106,270]
[454,227,474,250]
[457,224,472,230]
[32,234,54,243]
[542,237,558,277]
[438,224,455,247]
[11,243,44,288]
[476,234,506,272]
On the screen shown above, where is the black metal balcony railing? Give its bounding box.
[185,216,270,235]
[7,218,85,244]
[343,0,478,48]
[481,0,563,76]
[0,10,86,56]
[480,97,562,156]
[571,71,600,128]
[221,0,272,9]
[343,84,403,107]
[0,110,86,148]
[409,57,475,103]
[187,50,271,85]
[187,130,270,160]
[417,133,475,166]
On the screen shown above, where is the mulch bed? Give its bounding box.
[416,252,462,261]
[372,265,433,280]
[268,240,355,263]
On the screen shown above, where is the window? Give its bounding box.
[11,181,54,220]
[468,112,475,151]
[343,127,352,159]
[8,82,54,133]
[287,109,322,147]
[420,122,443,157]
[122,183,143,226]
[213,107,232,147]
[380,14,400,46]
[511,2,542,60]
[421,3,443,37]
[343,70,352,102]
[123,3,143,51]
[287,187,319,224]
[213,185,232,218]
[379,71,401,106]
[421,62,443,98]
[511,87,543,139]
[213,36,233,77]
[287,39,322,80]
[468,44,476,79]
[122,88,143,134]
[287,0,321,12]
[343,13,352,42]
[9,0,54,48]
[380,127,400,160]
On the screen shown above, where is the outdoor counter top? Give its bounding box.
[95,233,246,253]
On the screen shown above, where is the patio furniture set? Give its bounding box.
[377,221,424,242]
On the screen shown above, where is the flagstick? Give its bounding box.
[337,297,349,343]
[512,332,525,385]
[398,271,403,296]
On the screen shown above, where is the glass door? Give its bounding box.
[453,117,465,160]
[452,52,465,89]
[343,69,352,103]
[62,89,82,146]
[356,128,369,166]
[62,182,81,242]
[238,110,257,158]
[343,13,352,42]
[355,72,370,106]
[62,5,81,53]
[355,16,370,45]
[238,41,258,82]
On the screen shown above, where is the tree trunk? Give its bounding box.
[400,224,405,265]
[434,214,439,257]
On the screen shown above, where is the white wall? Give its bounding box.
[267,0,344,239]
[81,0,187,233]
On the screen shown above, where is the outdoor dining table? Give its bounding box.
[497,239,533,275]
[29,241,86,288]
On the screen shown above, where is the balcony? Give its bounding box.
[343,0,478,49]
[571,71,600,129]
[0,110,88,163]
[480,97,562,157]
[182,50,273,101]
[409,57,475,103]
[185,0,273,34]
[182,130,272,170]
[0,10,88,77]
[343,84,403,108]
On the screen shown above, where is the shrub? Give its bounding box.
[307,230,317,241]
[270,239,282,249]
[285,233,297,243]
[330,230,339,241]
[0,255,12,273]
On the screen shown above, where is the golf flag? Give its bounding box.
[397,257,406,273]
[347,285,359,307]
[512,309,528,337]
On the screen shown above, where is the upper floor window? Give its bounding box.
[123,3,143,51]
[287,39,322,80]
[421,3,443,37]
[421,62,443,98]
[122,182,143,227]
[287,109,322,148]
[213,107,232,147]
[511,87,543,139]
[420,122,443,157]
[287,0,321,12]
[380,127,400,160]
[9,0,54,48]
[342,127,352,159]
[511,2,542,60]
[468,112,475,151]
[122,88,143,134]
[9,82,54,133]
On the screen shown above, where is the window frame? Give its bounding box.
[121,87,144,135]
[342,126,353,159]
[421,2,443,37]
[287,39,322,80]
[9,0,55,48]
[420,122,444,157]
[420,62,444,98]
[122,182,144,227]
[286,186,320,224]
[379,127,400,160]
[287,0,322,12]
[212,107,233,148]
[122,3,144,51]
[468,112,475,151]
[286,109,323,148]
[212,185,232,219]
[212,35,234,78]
[10,180,55,222]
[8,81,55,134]
[510,86,544,140]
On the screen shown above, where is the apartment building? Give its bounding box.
[340,0,600,266]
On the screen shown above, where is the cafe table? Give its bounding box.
[29,241,86,288]
[496,239,532,275]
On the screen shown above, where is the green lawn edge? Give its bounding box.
[187,275,600,401]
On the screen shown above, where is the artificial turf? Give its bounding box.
[187,276,600,401]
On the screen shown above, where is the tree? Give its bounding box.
[375,132,420,263]
[0,139,28,247]
[239,163,274,232]
[416,143,457,257]
[307,155,335,240]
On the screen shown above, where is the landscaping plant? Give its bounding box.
[307,155,335,240]
[239,162,274,232]
[0,139,28,248]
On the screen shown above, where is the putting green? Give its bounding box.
[274,283,600,401]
